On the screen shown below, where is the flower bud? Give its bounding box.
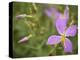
[18,34,32,43]
[16,14,27,19]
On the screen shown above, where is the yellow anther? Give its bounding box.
[61,34,65,43]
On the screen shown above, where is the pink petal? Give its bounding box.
[65,25,77,37]
[45,9,53,18]
[45,7,61,19]
[64,6,69,21]
[56,15,67,35]
[47,35,61,45]
[63,38,72,53]
[56,6,69,35]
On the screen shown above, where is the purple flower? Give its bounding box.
[45,6,61,19]
[47,6,77,53]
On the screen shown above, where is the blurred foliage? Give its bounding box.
[12,2,78,58]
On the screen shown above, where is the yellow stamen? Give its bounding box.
[61,34,65,43]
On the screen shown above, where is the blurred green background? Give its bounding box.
[13,2,78,58]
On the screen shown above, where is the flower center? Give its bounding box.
[61,34,65,43]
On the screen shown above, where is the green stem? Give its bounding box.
[26,45,38,50]
[32,3,38,12]
[38,39,46,49]
[49,45,57,55]
[24,18,34,34]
